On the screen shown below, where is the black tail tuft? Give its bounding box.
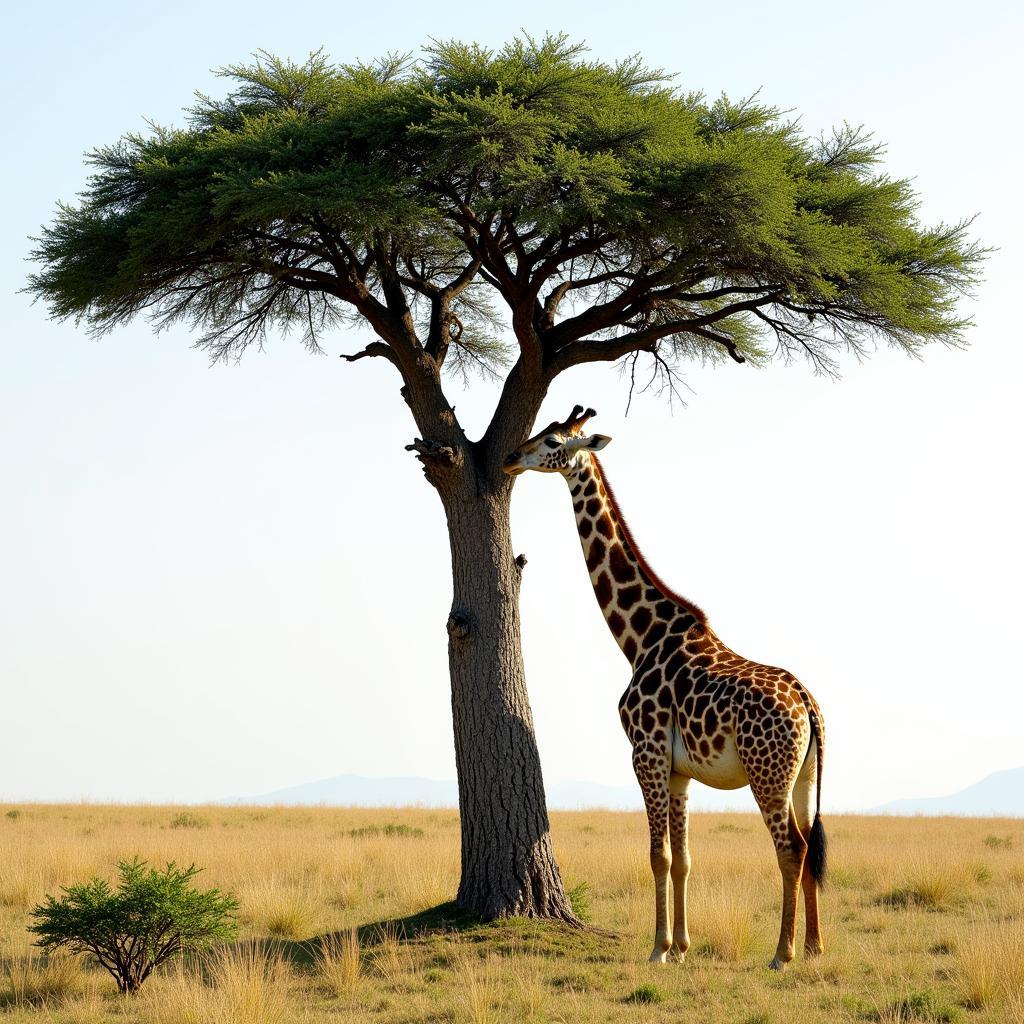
[807,811,828,885]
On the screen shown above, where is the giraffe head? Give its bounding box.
[503,405,612,476]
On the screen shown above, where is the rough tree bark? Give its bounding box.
[444,485,575,919]
[404,362,578,922]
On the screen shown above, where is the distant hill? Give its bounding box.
[872,767,1024,817]
[234,773,758,812]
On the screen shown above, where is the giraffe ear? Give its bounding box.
[586,434,612,450]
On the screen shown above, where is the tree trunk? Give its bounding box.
[440,480,578,922]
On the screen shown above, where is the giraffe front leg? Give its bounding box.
[633,741,672,963]
[668,773,692,962]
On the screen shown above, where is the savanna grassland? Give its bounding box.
[1,804,1022,1024]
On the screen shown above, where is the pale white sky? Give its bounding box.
[2,0,1021,811]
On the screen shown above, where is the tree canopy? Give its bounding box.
[29,34,983,403]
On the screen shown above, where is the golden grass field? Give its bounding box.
[1,804,1022,1023]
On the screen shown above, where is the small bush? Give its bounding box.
[626,983,664,1004]
[5,809,21,821]
[30,859,238,994]
[567,881,591,922]
[170,812,209,830]
[983,834,1013,850]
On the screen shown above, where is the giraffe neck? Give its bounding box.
[566,455,706,668]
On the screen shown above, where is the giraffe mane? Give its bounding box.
[591,455,708,625]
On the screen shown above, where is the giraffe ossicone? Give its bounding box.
[504,405,827,970]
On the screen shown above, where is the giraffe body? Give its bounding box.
[505,406,827,970]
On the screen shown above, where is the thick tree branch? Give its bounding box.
[548,293,780,372]
[340,342,400,367]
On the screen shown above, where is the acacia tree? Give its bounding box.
[28,36,982,922]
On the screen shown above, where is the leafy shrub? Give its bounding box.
[983,834,1013,850]
[567,881,591,922]
[169,812,209,830]
[5,809,21,820]
[29,859,238,993]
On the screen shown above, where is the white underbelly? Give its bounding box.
[671,727,748,790]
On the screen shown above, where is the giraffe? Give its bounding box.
[504,405,827,970]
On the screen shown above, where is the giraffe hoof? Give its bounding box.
[667,947,687,963]
[804,942,824,958]
[648,948,668,964]
[768,957,786,971]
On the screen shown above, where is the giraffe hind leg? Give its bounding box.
[793,744,824,957]
[752,789,807,970]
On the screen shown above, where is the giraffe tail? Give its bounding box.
[806,709,828,885]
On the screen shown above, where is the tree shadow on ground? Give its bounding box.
[268,902,621,966]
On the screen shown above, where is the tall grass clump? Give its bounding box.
[208,943,292,1024]
[4,953,89,1008]
[311,929,361,998]
[954,917,1024,1010]
[453,953,505,1024]
[141,944,292,1024]
[694,883,756,960]
[877,861,971,911]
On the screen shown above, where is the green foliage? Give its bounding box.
[983,834,1013,849]
[5,809,21,821]
[169,812,209,829]
[29,859,238,994]
[27,34,984,382]
[566,880,591,922]
[348,823,425,838]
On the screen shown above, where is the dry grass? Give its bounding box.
[0,804,1021,1023]
[953,915,1024,1010]
[140,943,293,1024]
[692,880,758,960]
[3,953,91,1008]
[310,927,361,997]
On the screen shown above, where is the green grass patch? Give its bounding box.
[626,983,664,1004]
[869,989,961,1022]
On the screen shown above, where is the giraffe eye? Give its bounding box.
[543,438,560,449]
